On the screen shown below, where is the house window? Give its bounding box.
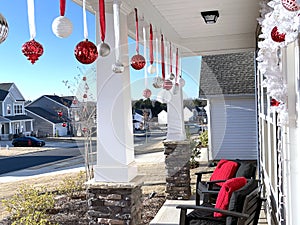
[6,105,11,115]
[14,104,23,114]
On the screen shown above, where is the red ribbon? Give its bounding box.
[161,34,165,80]
[99,0,106,42]
[60,0,66,16]
[169,42,172,73]
[149,24,154,65]
[134,8,139,54]
[175,48,179,82]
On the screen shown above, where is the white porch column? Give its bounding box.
[166,87,186,141]
[94,0,137,182]
[286,39,300,225]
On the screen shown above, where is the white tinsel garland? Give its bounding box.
[257,0,299,125]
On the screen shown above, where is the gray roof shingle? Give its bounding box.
[199,51,255,97]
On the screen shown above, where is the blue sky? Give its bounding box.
[0,0,201,101]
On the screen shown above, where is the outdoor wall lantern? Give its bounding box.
[201,10,219,24]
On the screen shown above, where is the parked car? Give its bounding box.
[12,136,46,147]
[185,124,207,135]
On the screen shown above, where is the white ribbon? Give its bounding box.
[143,25,148,88]
[155,35,159,78]
[113,0,121,63]
[27,0,36,39]
[83,0,88,39]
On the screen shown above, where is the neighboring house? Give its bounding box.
[191,106,208,124]
[183,106,193,122]
[25,95,79,137]
[158,110,167,125]
[199,51,257,160]
[0,83,34,140]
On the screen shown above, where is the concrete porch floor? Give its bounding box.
[150,197,268,225]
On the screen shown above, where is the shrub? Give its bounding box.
[199,130,208,147]
[57,171,86,198]
[2,185,56,225]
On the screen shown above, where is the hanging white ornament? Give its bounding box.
[112,0,124,73]
[179,76,185,87]
[0,13,9,44]
[52,0,73,38]
[52,16,73,38]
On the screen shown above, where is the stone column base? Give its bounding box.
[86,177,143,225]
[164,140,192,200]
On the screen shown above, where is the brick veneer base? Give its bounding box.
[163,140,191,200]
[86,178,143,225]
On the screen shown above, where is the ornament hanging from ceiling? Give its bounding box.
[147,24,156,74]
[152,33,163,88]
[131,8,146,70]
[22,39,44,64]
[0,13,9,44]
[52,0,73,38]
[142,24,151,98]
[143,88,152,98]
[271,26,286,43]
[281,0,300,11]
[163,79,173,90]
[62,122,67,127]
[173,48,180,95]
[22,0,44,64]
[75,0,98,64]
[97,0,110,57]
[112,0,124,73]
[168,42,175,80]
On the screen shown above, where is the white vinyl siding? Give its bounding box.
[210,97,258,160]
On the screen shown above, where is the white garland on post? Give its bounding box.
[257,0,300,125]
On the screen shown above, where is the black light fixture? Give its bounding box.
[201,10,219,24]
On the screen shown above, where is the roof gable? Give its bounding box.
[199,51,255,97]
[0,83,25,101]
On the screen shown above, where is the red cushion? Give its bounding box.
[214,177,247,217]
[210,159,239,186]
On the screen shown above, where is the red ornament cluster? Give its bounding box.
[271,98,280,106]
[131,54,146,70]
[282,0,300,11]
[74,39,98,64]
[22,39,44,64]
[271,27,286,43]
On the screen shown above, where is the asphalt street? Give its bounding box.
[0,130,166,176]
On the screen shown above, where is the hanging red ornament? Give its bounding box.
[74,39,98,64]
[271,98,280,106]
[82,76,87,81]
[0,13,9,44]
[22,39,44,64]
[131,8,146,70]
[143,88,152,98]
[161,34,165,80]
[58,111,63,117]
[163,79,173,90]
[83,93,88,99]
[62,122,67,127]
[271,26,286,43]
[281,0,300,11]
[82,127,87,133]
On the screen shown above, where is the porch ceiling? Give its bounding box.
[74,0,261,56]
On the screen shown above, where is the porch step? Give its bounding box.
[150,199,194,225]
